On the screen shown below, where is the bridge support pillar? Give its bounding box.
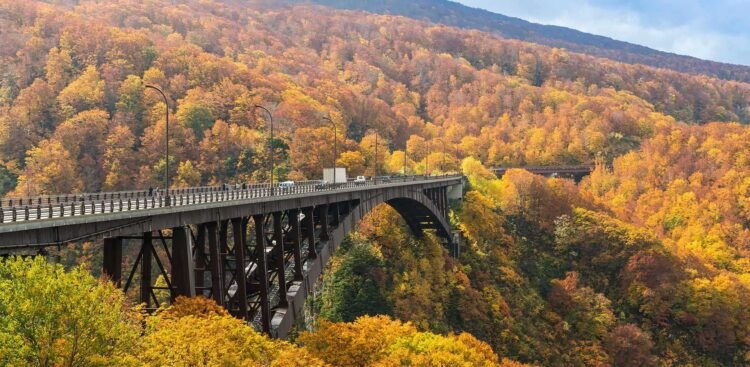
[140,231,153,307]
[194,225,207,295]
[231,218,249,320]
[103,237,122,287]
[253,214,271,333]
[272,212,288,308]
[288,209,303,281]
[331,202,340,226]
[171,226,195,300]
[207,221,224,307]
[318,204,329,241]
[303,207,317,259]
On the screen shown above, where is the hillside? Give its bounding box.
[0,0,749,365]
[302,0,750,83]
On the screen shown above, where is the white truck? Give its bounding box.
[323,167,347,186]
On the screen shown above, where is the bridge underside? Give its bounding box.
[1,181,459,338]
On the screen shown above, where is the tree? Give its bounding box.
[604,325,657,367]
[54,109,110,191]
[289,127,335,179]
[374,332,501,367]
[174,160,202,187]
[56,66,105,119]
[115,75,146,136]
[13,139,82,196]
[103,125,137,191]
[138,297,326,367]
[45,47,73,93]
[0,79,56,162]
[547,272,615,340]
[336,151,366,176]
[176,102,215,138]
[0,257,141,366]
[0,162,18,196]
[299,316,417,367]
[320,239,390,322]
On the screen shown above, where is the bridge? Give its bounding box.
[0,175,463,338]
[492,165,594,182]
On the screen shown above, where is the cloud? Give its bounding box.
[457,0,749,66]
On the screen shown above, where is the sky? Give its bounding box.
[455,0,750,66]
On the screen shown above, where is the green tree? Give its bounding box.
[176,102,214,138]
[320,237,391,322]
[115,75,146,136]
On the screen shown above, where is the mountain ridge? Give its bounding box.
[300,0,750,83]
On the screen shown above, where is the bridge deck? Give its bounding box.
[0,175,462,248]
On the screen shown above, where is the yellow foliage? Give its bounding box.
[139,297,327,367]
[299,315,417,367]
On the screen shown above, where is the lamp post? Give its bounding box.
[426,140,431,176]
[441,132,446,174]
[322,116,337,187]
[145,84,170,206]
[374,133,378,178]
[403,146,408,176]
[253,105,274,195]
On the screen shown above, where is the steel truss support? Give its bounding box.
[140,231,153,307]
[271,211,288,308]
[193,224,207,294]
[170,226,195,300]
[231,217,249,320]
[287,209,304,281]
[207,221,224,307]
[252,214,271,333]
[102,237,122,287]
[303,206,317,259]
[316,203,329,241]
[99,190,452,336]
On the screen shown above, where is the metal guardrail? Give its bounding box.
[0,175,461,224]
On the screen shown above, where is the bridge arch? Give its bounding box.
[339,188,453,241]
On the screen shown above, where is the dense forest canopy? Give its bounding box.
[1,0,750,366]
[0,0,749,196]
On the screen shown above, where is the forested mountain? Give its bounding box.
[0,0,749,366]
[1,0,749,196]
[301,0,750,83]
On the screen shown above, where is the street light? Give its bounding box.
[441,131,446,174]
[426,139,431,176]
[145,84,171,206]
[403,146,408,176]
[374,133,378,178]
[253,105,274,194]
[322,116,337,187]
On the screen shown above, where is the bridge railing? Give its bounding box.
[0,181,330,208]
[0,174,460,224]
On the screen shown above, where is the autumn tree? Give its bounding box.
[0,257,141,366]
[54,109,110,191]
[45,47,73,93]
[56,65,105,119]
[299,316,417,367]
[138,297,326,367]
[13,139,82,195]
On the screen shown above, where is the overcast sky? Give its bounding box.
[455,0,749,66]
